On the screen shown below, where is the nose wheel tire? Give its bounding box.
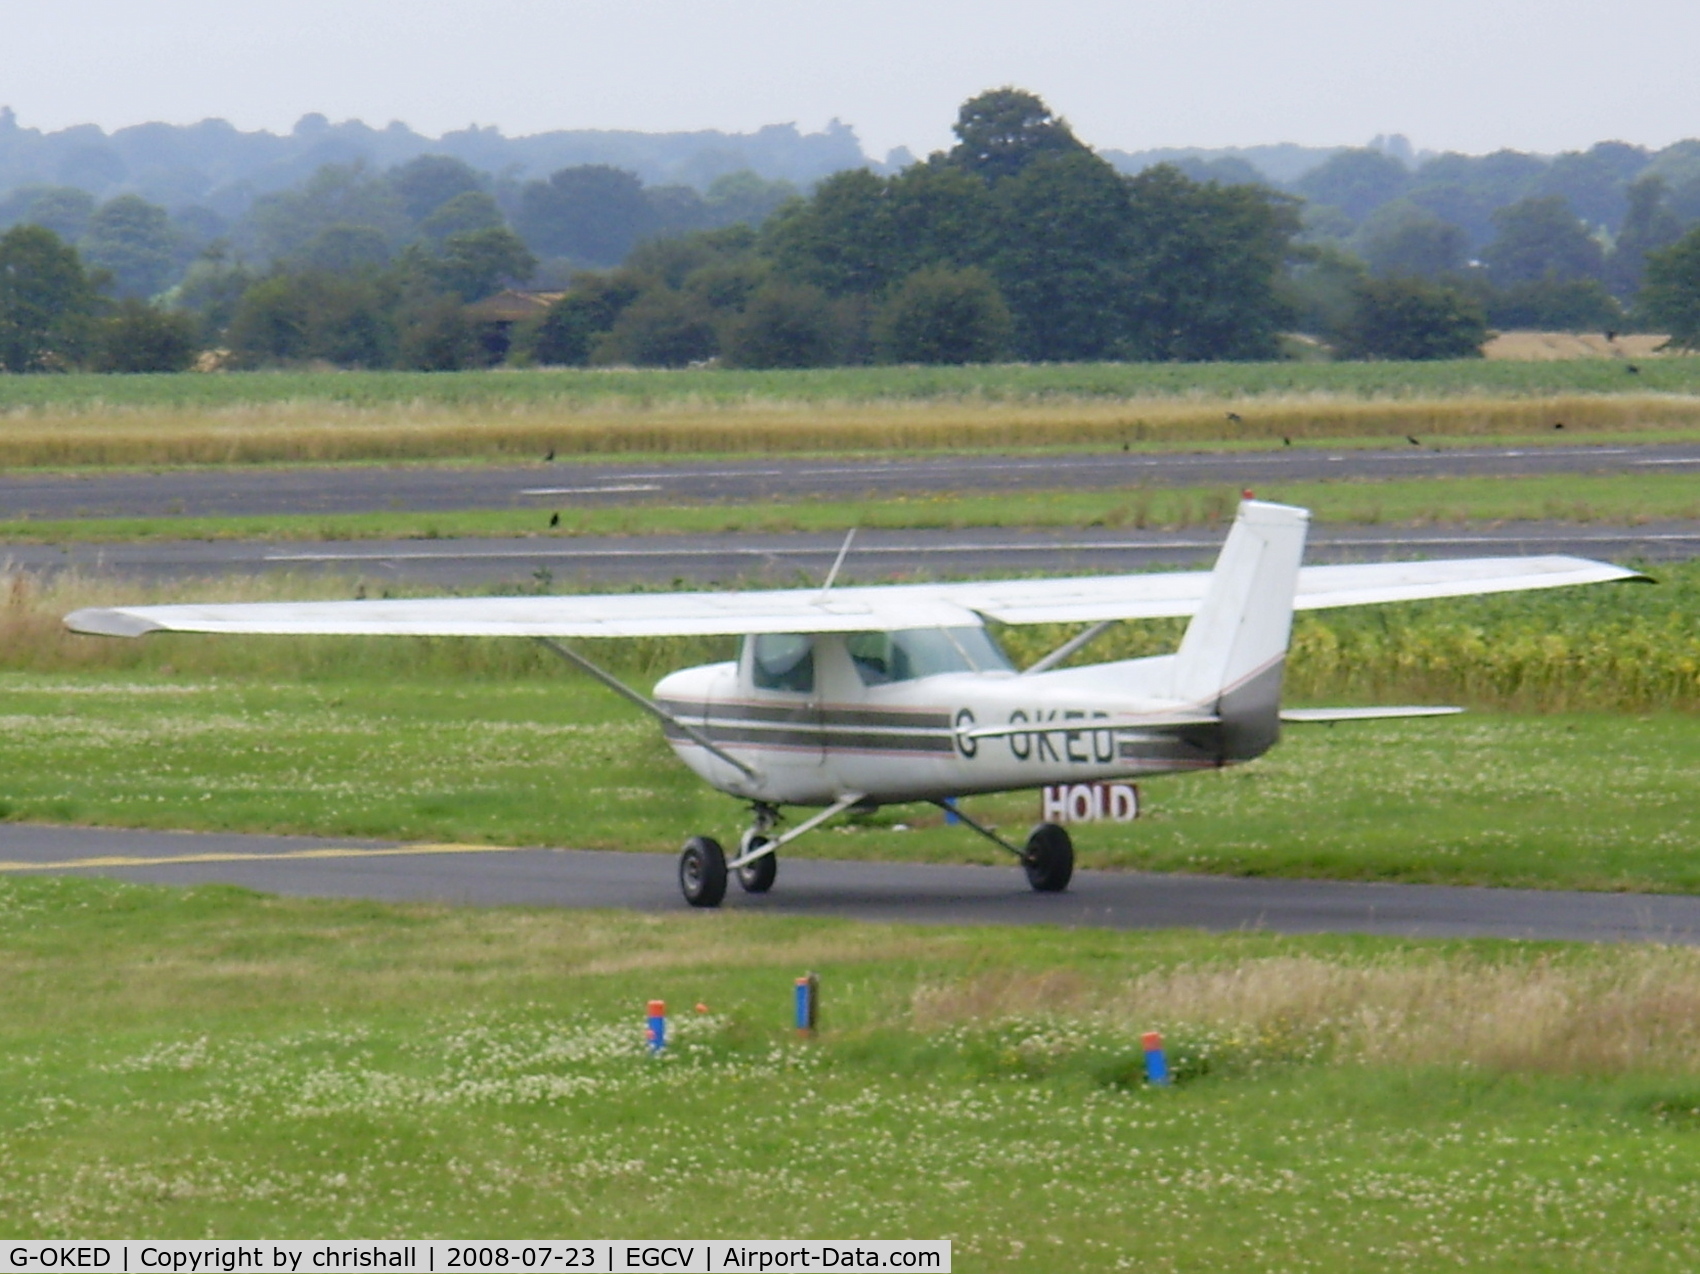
[736,834,778,893]
[679,836,728,908]
[1023,822,1074,893]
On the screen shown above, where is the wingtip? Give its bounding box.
[63,608,163,639]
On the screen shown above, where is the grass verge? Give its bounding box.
[2,875,1700,1266]
[4,471,1700,543]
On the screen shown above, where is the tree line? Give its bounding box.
[4,89,1700,372]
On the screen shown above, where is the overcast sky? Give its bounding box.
[6,0,1695,159]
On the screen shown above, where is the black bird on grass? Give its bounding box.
[549,512,560,527]
[1226,411,1243,423]
[1282,436,1291,446]
[1554,421,1565,430]
[545,446,556,461]
[1626,364,1641,375]
[1405,435,1420,446]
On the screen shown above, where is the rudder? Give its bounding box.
[1168,500,1309,761]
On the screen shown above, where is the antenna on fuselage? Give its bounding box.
[818,527,857,597]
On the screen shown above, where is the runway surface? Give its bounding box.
[5,823,1697,943]
[3,441,1698,519]
[8,520,1694,587]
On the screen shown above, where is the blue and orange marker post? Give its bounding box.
[647,1000,667,1053]
[795,973,819,1038]
[1143,1031,1170,1085]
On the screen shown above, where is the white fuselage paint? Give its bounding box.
[653,633,1239,807]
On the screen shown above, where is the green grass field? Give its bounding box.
[4,470,1699,544]
[5,360,1700,413]
[3,876,1700,1266]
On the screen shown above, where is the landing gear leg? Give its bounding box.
[932,800,1074,894]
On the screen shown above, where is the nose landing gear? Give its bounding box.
[736,830,778,893]
[678,794,865,908]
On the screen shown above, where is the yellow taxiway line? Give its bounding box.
[0,843,540,872]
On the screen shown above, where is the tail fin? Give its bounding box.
[1168,500,1309,761]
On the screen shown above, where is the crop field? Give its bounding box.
[3,877,1700,1267]
[1,362,1699,466]
[6,360,1700,415]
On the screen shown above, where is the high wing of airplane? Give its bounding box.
[66,501,1644,907]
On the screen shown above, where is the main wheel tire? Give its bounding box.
[679,835,728,908]
[1023,822,1074,893]
[736,834,778,893]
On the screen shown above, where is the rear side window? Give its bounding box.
[847,627,1014,685]
[750,633,815,693]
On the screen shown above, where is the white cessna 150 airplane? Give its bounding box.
[66,500,1640,907]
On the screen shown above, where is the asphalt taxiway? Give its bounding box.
[6,520,1693,588]
[2,441,1698,520]
[4,823,1698,944]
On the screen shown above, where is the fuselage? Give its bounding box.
[653,628,1275,806]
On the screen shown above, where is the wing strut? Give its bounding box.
[817,526,857,597]
[534,637,761,782]
[1022,618,1120,675]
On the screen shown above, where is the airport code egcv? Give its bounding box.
[2,1244,948,1274]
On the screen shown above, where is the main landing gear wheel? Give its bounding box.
[736,833,777,893]
[679,836,728,908]
[1023,822,1074,893]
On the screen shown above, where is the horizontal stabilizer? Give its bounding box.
[1280,706,1465,723]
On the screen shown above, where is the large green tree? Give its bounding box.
[1335,276,1487,360]
[1481,196,1603,286]
[0,224,103,371]
[872,266,1011,364]
[246,163,408,264]
[720,282,839,368]
[947,88,1088,184]
[94,298,198,372]
[589,288,717,367]
[1121,165,1300,361]
[1607,176,1685,296]
[80,194,178,298]
[989,149,1135,360]
[514,165,656,266]
[226,271,396,368]
[1356,202,1468,279]
[1294,149,1410,224]
[1638,225,1700,349]
[761,168,895,297]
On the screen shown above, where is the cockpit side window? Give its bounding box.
[749,633,815,693]
[846,626,1014,686]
